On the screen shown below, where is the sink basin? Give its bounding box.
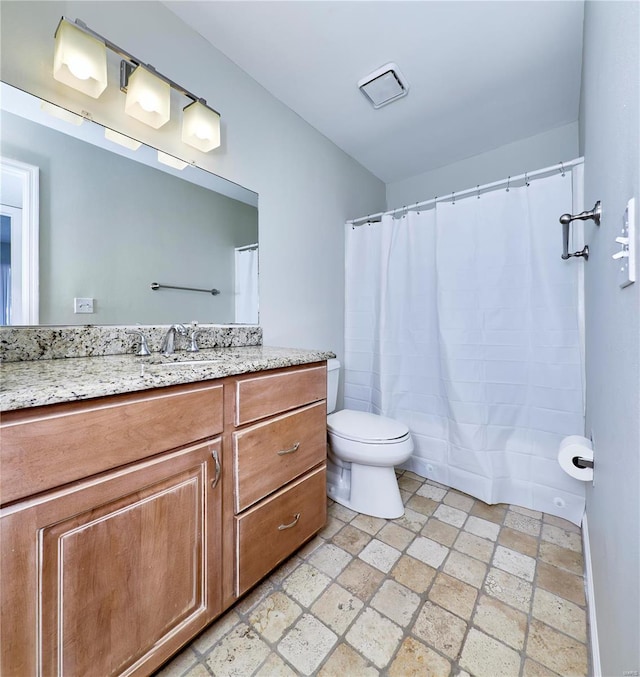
[150,359,225,367]
[140,349,251,373]
[147,351,238,365]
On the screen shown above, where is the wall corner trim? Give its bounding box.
[582,512,602,677]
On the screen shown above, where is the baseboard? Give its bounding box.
[582,513,602,677]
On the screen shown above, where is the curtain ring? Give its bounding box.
[506,176,511,192]
[451,191,455,205]
[402,205,407,219]
[415,201,420,215]
[476,185,480,199]
[559,162,566,177]
[525,172,530,187]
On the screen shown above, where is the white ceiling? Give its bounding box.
[165,1,584,184]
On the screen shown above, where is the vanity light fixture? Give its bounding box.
[182,100,221,152]
[157,151,189,170]
[53,18,108,98]
[40,100,84,126]
[123,64,171,129]
[52,17,221,149]
[104,128,142,150]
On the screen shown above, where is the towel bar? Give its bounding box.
[151,282,221,295]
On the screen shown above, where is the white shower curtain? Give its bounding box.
[234,246,259,324]
[344,170,586,523]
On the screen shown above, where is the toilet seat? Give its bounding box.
[327,409,409,443]
[327,409,413,467]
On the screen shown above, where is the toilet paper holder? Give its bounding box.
[573,456,594,469]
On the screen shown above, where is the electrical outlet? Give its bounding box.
[74,297,94,313]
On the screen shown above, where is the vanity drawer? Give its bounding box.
[0,383,224,505]
[234,401,327,512]
[234,365,326,426]
[235,465,326,596]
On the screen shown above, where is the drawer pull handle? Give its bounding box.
[211,449,221,490]
[278,513,301,531]
[277,442,300,456]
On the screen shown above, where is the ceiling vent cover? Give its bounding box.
[358,63,409,109]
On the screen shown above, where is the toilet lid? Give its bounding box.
[327,409,409,443]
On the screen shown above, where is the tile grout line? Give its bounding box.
[518,509,544,677]
[452,501,505,675]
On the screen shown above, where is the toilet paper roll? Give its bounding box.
[558,435,594,481]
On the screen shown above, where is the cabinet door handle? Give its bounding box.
[211,449,221,490]
[278,513,301,530]
[277,442,300,456]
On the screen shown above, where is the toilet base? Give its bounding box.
[326,455,405,519]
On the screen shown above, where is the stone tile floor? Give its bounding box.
[156,470,589,676]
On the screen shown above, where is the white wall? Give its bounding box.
[386,122,579,209]
[0,1,385,355]
[580,2,640,675]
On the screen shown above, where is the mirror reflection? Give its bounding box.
[0,83,259,326]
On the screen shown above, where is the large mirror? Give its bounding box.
[0,83,259,326]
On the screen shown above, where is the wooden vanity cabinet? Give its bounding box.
[231,365,328,597]
[0,384,224,677]
[0,362,329,676]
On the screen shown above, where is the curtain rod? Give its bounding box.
[348,157,584,225]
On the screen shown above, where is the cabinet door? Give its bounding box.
[1,440,222,677]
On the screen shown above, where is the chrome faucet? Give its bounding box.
[160,324,187,356]
[187,326,202,352]
[126,329,151,356]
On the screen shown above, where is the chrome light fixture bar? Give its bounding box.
[53,17,221,149]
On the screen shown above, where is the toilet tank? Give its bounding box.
[326,358,340,414]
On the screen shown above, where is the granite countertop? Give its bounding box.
[0,346,335,412]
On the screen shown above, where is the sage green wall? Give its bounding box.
[580,2,640,675]
[386,122,579,209]
[0,0,385,353]
[2,112,257,325]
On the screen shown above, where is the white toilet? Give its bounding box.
[326,359,414,519]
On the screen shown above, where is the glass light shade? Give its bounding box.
[104,128,142,150]
[182,101,221,152]
[124,66,171,129]
[53,20,107,99]
[157,151,188,170]
[40,100,84,126]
